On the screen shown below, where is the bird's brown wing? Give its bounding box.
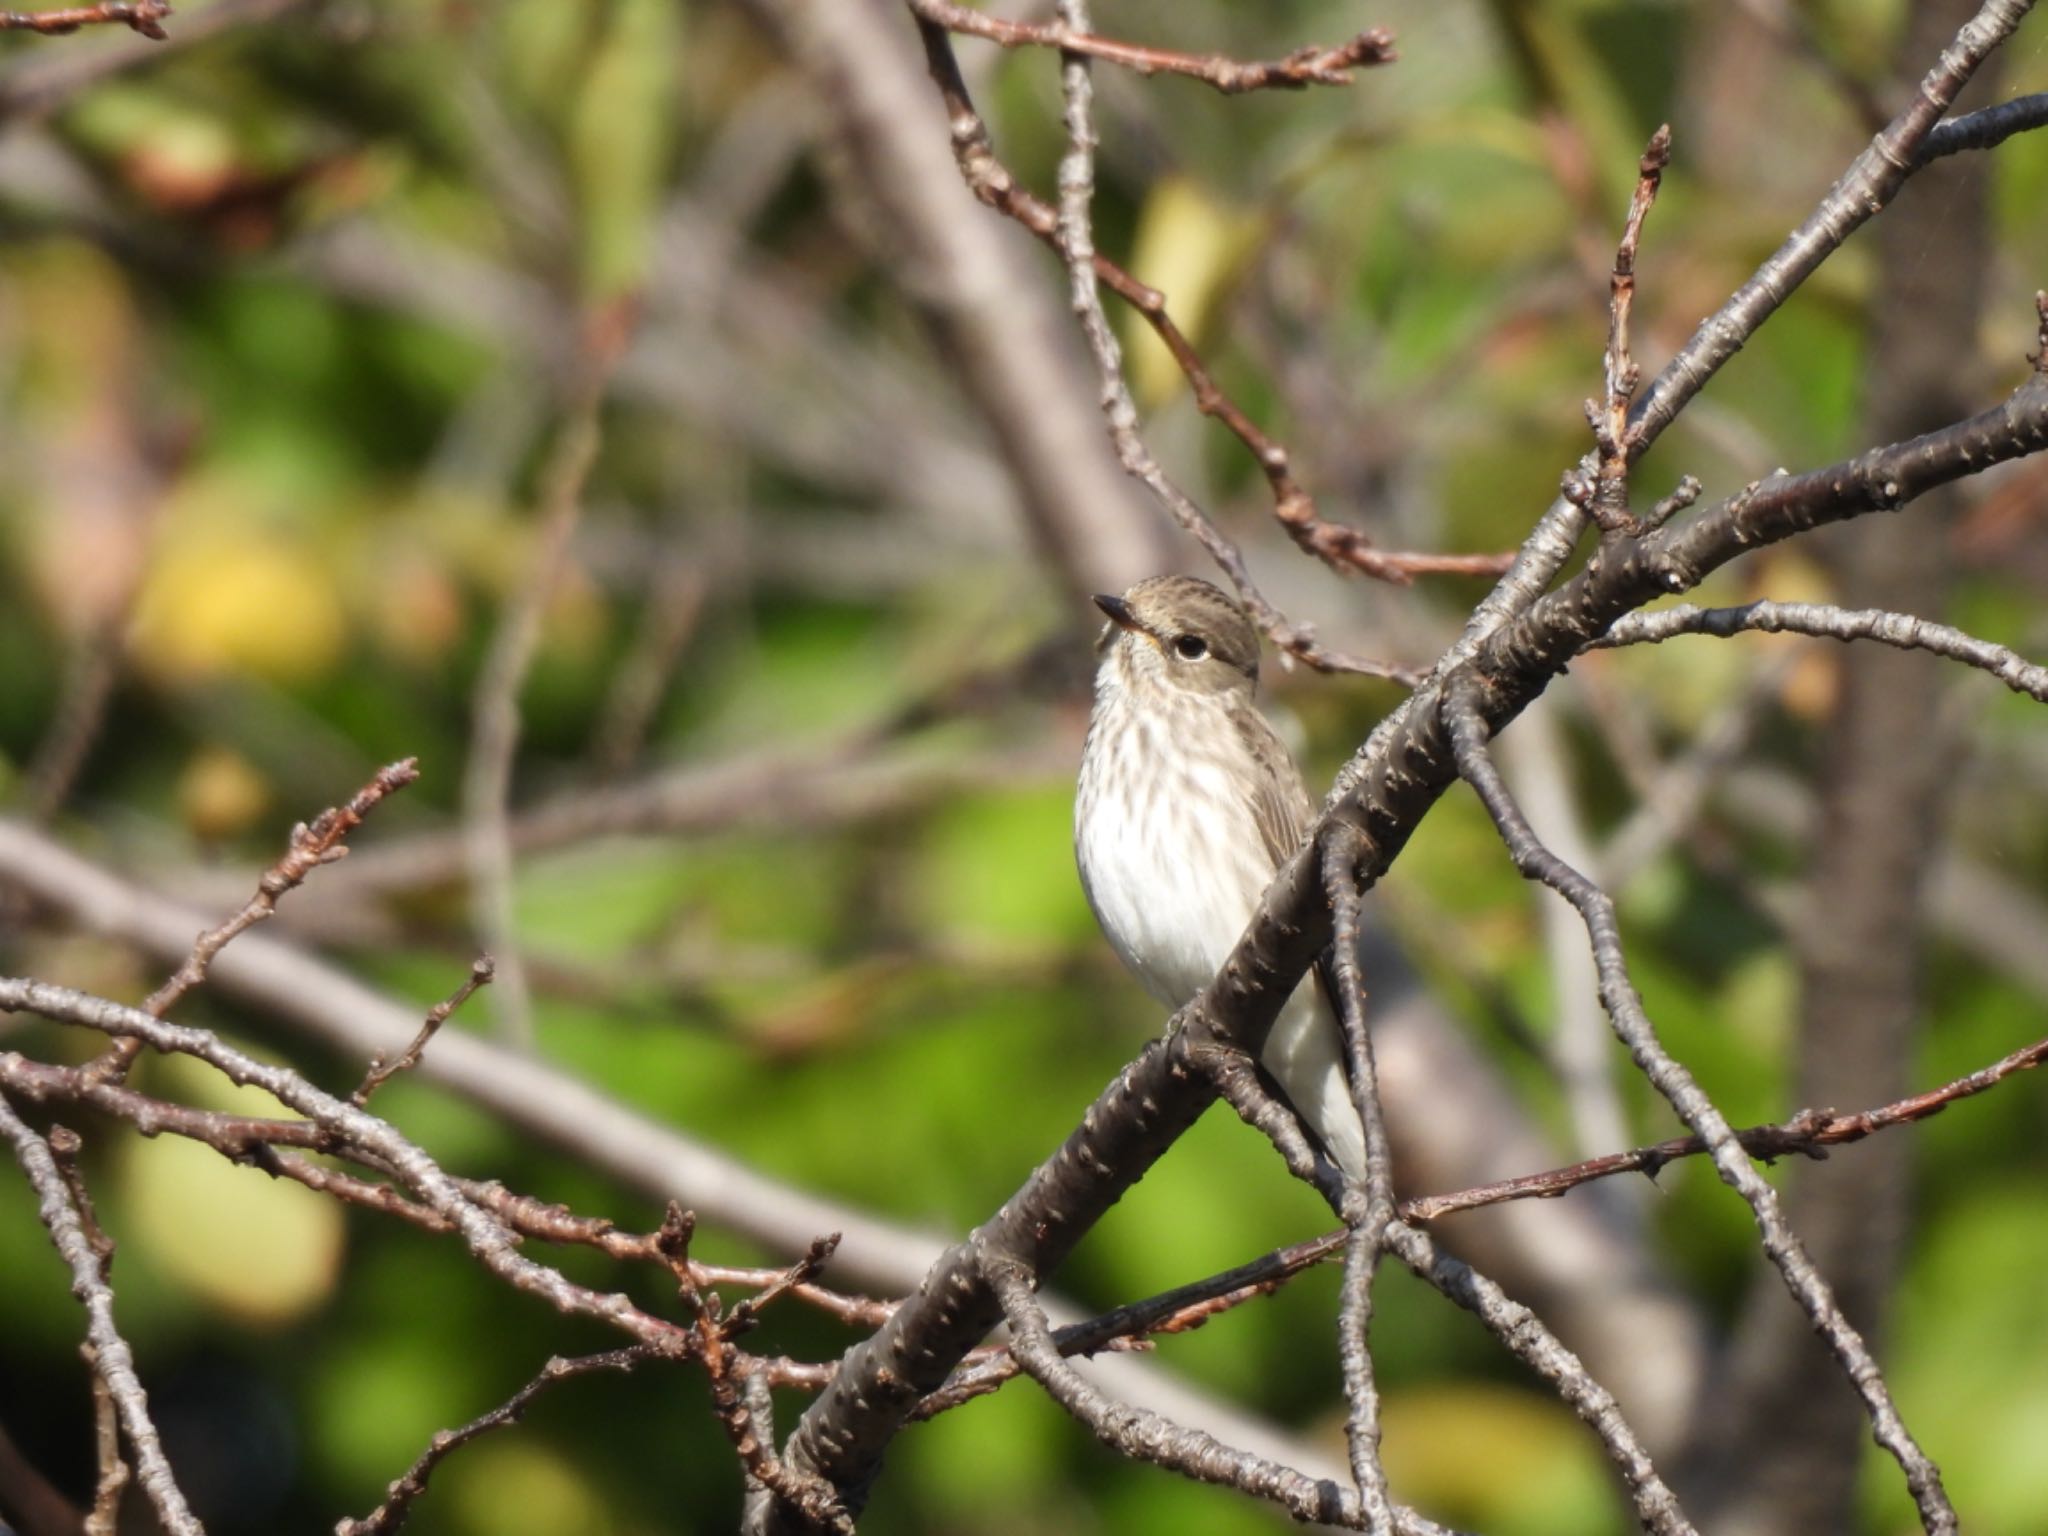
[1232,706,1316,871]
[1233,703,1360,1139]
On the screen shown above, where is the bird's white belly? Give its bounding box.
[1077,746,1280,1009]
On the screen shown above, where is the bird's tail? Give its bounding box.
[1260,979,1368,1183]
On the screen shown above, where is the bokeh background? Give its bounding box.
[3,1,2048,1533]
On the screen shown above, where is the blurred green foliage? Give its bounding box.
[2,1,2047,1533]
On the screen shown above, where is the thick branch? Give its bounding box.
[1916,89,2048,162]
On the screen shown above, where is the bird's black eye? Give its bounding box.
[1173,634,1209,660]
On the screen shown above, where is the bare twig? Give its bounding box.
[723,1234,842,1335]
[46,1125,132,1536]
[24,635,122,824]
[1627,0,2032,449]
[1568,124,1672,534]
[738,1370,780,1536]
[1442,684,1956,1533]
[335,1347,657,1536]
[1406,1029,2048,1219]
[986,1260,1460,1534]
[1596,597,2048,698]
[1324,841,1396,1530]
[4,978,700,1352]
[0,0,311,120]
[694,1304,852,1536]
[0,1091,202,1535]
[351,957,495,1106]
[909,1,1395,95]
[1601,123,1670,506]
[465,311,629,1047]
[1380,1220,1696,1536]
[924,1008,2048,1425]
[0,817,963,1295]
[913,20,1477,678]
[79,759,420,1086]
[84,1360,128,1536]
[0,1,168,37]
[590,554,706,775]
[148,759,421,1018]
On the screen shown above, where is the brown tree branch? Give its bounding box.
[351,956,495,1107]
[335,1347,658,1536]
[908,1,1395,95]
[914,16,1496,661]
[1915,89,2048,163]
[335,1351,651,1536]
[83,758,420,1085]
[0,1,168,37]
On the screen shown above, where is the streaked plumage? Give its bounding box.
[1074,575,1367,1180]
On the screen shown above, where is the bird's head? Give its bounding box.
[1093,575,1260,701]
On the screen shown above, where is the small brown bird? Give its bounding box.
[1074,574,1366,1180]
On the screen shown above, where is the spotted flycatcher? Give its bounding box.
[1075,574,1366,1180]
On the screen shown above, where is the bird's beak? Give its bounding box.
[1093,593,1139,632]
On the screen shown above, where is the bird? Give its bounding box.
[1073,574,1367,1181]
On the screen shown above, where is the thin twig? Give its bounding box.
[147,759,421,1018]
[352,957,495,1107]
[1404,1027,2048,1219]
[1572,124,1672,533]
[987,1259,1461,1534]
[1324,840,1396,1530]
[335,1347,656,1536]
[913,20,1472,681]
[47,1126,131,1536]
[4,978,699,1350]
[1442,682,1956,1533]
[736,1368,780,1536]
[1039,12,1408,672]
[924,1012,2048,1417]
[1380,1220,1696,1536]
[81,759,420,1086]
[0,1091,202,1535]
[0,1,169,36]
[1595,597,2048,699]
[908,1,1395,95]
[0,0,312,121]
[1627,0,2033,449]
[465,310,629,1047]
[723,1234,842,1335]
[696,1309,852,1535]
